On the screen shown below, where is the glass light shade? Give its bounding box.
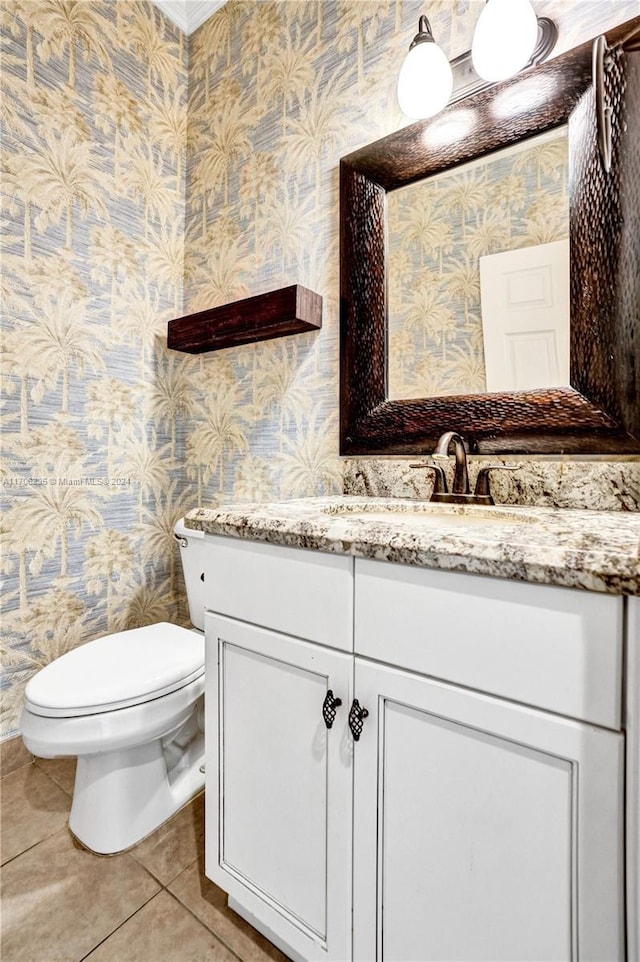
[471,0,539,83]
[397,41,454,120]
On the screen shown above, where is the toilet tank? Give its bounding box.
[174,518,207,631]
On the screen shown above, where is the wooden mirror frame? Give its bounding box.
[340,19,640,455]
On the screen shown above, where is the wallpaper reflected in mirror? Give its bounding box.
[387,126,569,401]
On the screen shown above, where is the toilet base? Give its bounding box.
[70,728,205,855]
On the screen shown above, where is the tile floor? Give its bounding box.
[1,751,291,962]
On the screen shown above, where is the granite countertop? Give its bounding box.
[185,496,640,595]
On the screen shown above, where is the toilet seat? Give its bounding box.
[24,623,204,718]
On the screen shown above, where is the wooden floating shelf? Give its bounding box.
[167,284,322,354]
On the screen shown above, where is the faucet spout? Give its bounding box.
[432,432,471,496]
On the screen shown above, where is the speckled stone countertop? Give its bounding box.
[185,496,640,595]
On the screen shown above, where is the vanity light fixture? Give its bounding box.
[397,15,453,120]
[398,4,558,120]
[472,0,539,82]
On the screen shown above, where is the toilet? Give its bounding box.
[20,519,207,855]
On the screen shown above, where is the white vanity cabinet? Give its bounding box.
[203,535,628,962]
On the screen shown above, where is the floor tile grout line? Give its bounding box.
[76,886,163,962]
[74,886,245,962]
[32,758,76,796]
[128,842,202,887]
[163,888,246,962]
[32,772,74,797]
[0,760,34,780]
[1,825,71,869]
[0,759,74,803]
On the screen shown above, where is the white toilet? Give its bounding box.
[20,518,207,855]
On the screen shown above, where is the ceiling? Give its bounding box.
[151,0,226,35]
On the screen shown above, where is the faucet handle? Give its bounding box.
[473,465,518,503]
[409,461,449,496]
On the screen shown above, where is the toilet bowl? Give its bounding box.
[20,519,208,855]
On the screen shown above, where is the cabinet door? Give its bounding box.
[353,659,624,962]
[205,613,353,962]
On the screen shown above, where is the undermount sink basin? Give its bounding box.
[323,502,540,526]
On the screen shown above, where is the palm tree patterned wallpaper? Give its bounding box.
[1,0,189,737]
[387,129,568,399]
[1,0,636,739]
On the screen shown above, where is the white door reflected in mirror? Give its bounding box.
[479,239,570,392]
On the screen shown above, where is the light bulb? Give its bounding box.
[397,40,453,120]
[471,0,539,83]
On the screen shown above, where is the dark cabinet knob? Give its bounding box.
[348,699,369,741]
[322,690,342,729]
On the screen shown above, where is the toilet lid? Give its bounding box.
[24,623,205,718]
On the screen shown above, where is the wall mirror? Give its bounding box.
[340,18,640,455]
[387,126,570,400]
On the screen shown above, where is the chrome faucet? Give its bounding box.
[411,431,517,505]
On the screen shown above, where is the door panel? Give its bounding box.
[353,659,624,962]
[205,613,353,962]
[382,701,572,962]
[222,643,328,935]
[480,239,570,391]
